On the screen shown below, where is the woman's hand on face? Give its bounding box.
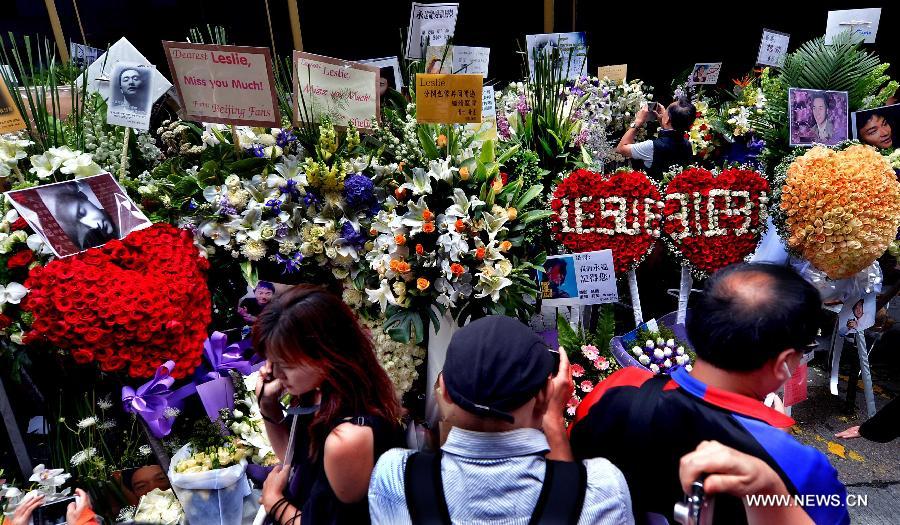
[10,493,44,525]
[257,361,285,406]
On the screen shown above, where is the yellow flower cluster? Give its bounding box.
[781,144,900,279]
[305,160,346,192]
[174,441,250,474]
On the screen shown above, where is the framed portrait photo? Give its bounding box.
[851,103,899,151]
[5,173,152,257]
[788,88,849,147]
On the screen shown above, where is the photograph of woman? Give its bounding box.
[253,286,402,525]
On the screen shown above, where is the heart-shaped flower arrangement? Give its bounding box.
[551,169,663,274]
[774,144,900,280]
[23,224,211,379]
[662,167,770,277]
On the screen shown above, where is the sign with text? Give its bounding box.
[826,8,881,44]
[82,38,171,104]
[689,62,722,85]
[406,2,459,59]
[757,29,790,68]
[453,46,490,77]
[466,85,497,139]
[597,64,627,83]
[539,250,618,306]
[415,74,482,124]
[0,77,25,133]
[526,32,587,81]
[70,42,102,69]
[294,52,380,130]
[163,42,280,127]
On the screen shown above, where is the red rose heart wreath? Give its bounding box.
[662,167,770,277]
[551,169,663,274]
[23,223,211,379]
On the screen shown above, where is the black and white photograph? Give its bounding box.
[106,62,154,130]
[5,173,152,257]
[788,88,849,147]
[852,103,899,150]
[358,56,404,92]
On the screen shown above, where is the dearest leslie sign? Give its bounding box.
[163,42,281,127]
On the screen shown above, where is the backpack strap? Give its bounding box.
[529,459,588,525]
[404,451,452,525]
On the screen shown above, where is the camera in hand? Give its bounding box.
[31,496,75,525]
[646,102,660,121]
[673,475,715,525]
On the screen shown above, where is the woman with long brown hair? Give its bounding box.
[254,285,402,524]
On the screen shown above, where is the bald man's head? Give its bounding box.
[687,263,821,371]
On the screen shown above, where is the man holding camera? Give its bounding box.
[615,96,696,180]
[570,264,849,524]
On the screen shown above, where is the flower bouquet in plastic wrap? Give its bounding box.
[167,435,252,525]
[555,309,620,422]
[610,312,696,375]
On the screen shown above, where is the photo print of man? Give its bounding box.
[111,62,151,113]
[238,281,276,325]
[6,173,152,257]
[541,257,577,300]
[852,103,898,150]
[788,88,849,146]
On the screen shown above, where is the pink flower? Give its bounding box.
[580,380,594,393]
[567,395,580,408]
[593,357,610,371]
[566,406,577,416]
[581,345,599,361]
[571,363,585,377]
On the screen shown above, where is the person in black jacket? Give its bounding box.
[836,397,899,443]
[616,96,696,180]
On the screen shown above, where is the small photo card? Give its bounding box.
[757,29,790,68]
[538,250,618,307]
[106,62,155,130]
[466,85,497,140]
[0,76,26,134]
[5,173,152,258]
[453,46,490,77]
[294,52,380,130]
[788,88,849,147]
[425,45,454,74]
[838,293,876,337]
[406,2,459,59]
[415,73,483,124]
[825,8,881,44]
[358,56,404,91]
[597,64,627,84]
[70,42,102,69]
[163,42,281,127]
[81,37,172,105]
[525,32,587,81]
[852,103,899,150]
[689,63,721,85]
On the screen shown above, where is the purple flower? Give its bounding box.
[218,198,237,216]
[276,130,296,147]
[340,222,365,247]
[276,223,289,238]
[342,174,376,210]
[516,95,530,115]
[280,179,302,199]
[265,198,283,213]
[498,116,511,140]
[304,192,321,208]
[249,145,266,158]
[275,252,304,274]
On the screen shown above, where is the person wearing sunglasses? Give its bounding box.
[253,285,403,525]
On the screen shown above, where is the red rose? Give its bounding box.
[10,218,28,231]
[0,314,13,330]
[7,250,34,269]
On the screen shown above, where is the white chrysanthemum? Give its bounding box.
[163,407,180,418]
[99,420,116,430]
[241,239,268,261]
[139,445,153,456]
[76,416,98,429]
[70,447,97,466]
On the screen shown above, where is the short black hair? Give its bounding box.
[546,258,568,278]
[256,281,275,292]
[810,91,829,107]
[379,67,396,90]
[687,263,821,371]
[668,96,697,133]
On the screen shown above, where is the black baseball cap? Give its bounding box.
[442,315,556,423]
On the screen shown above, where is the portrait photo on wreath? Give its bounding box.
[789,88,849,146]
[5,173,152,257]
[852,103,899,150]
[235,281,292,337]
[109,62,152,114]
[540,256,578,301]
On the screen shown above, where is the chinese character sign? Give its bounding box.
[539,250,619,307]
[406,2,459,59]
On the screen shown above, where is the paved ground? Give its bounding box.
[791,321,899,524]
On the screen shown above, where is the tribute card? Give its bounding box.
[757,29,790,68]
[424,46,454,74]
[453,46,490,77]
[825,8,881,44]
[82,38,172,104]
[525,32,587,81]
[70,42,102,69]
[406,2,459,59]
[106,62,155,130]
[597,64,627,83]
[164,42,281,127]
[538,250,618,306]
[294,52,380,130]
[688,63,722,85]
[415,74,482,124]
[0,77,26,134]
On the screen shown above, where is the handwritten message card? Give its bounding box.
[406,2,459,59]
[163,42,281,127]
[597,64,627,83]
[539,250,618,306]
[416,74,482,124]
[453,46,490,77]
[294,52,379,130]
[757,29,790,68]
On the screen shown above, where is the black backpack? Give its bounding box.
[403,450,587,525]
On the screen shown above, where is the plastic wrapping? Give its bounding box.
[168,444,252,525]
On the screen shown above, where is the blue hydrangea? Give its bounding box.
[342,174,375,210]
[340,222,365,247]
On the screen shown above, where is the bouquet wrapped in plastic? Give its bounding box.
[168,442,253,525]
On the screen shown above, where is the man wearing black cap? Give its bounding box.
[368,315,634,524]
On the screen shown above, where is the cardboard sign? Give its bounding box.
[783,361,809,407]
[406,2,459,59]
[826,8,881,44]
[106,63,155,131]
[163,42,281,127]
[70,42,102,69]
[757,29,790,68]
[0,77,26,133]
[539,250,618,306]
[82,38,172,105]
[466,85,497,139]
[294,52,380,130]
[597,64,627,83]
[425,46,454,74]
[453,46,490,77]
[415,74,482,124]
[525,32,587,80]
[358,56,404,90]
[689,63,722,85]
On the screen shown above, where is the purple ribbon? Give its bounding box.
[121,361,194,438]
[202,332,253,380]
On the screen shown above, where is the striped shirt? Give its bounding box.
[368,427,634,524]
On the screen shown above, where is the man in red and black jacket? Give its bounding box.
[570,263,850,525]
